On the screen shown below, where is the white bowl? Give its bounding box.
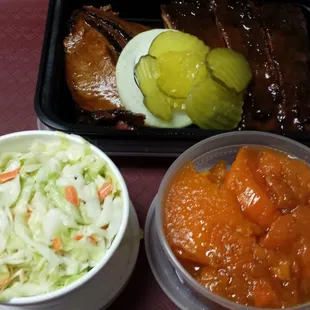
[0,130,130,308]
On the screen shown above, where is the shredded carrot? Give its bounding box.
[98,182,113,202]
[26,208,32,221]
[0,277,9,288]
[74,235,83,241]
[0,167,21,184]
[101,224,109,230]
[52,237,62,252]
[64,186,79,207]
[88,235,97,245]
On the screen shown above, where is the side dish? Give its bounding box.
[0,138,123,300]
[164,146,310,308]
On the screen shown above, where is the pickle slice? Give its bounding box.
[135,55,173,121]
[206,48,252,93]
[157,51,209,98]
[185,77,243,129]
[149,30,210,58]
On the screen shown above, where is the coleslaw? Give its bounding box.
[0,137,123,300]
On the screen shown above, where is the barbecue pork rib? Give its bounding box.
[257,3,310,131]
[161,1,226,48]
[161,0,310,132]
[212,0,282,131]
[64,5,149,112]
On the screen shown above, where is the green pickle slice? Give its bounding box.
[206,48,252,93]
[185,77,244,129]
[157,51,209,98]
[134,55,174,121]
[149,30,210,58]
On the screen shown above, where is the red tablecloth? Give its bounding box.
[0,1,177,308]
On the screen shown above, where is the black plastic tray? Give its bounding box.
[34,0,310,156]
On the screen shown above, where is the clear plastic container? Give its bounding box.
[154,131,310,310]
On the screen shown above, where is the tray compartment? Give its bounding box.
[34,0,310,155]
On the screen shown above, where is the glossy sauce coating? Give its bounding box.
[64,6,150,112]
[164,147,310,308]
[64,11,122,111]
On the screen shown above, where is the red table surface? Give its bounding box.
[0,1,178,309]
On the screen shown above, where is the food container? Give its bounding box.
[0,131,140,310]
[145,131,310,310]
[34,0,310,156]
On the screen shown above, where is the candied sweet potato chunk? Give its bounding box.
[225,147,278,228]
[164,163,255,265]
[164,146,310,308]
[259,214,297,251]
[258,149,310,210]
[253,280,278,308]
[207,160,227,184]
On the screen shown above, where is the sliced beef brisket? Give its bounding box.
[64,6,149,129]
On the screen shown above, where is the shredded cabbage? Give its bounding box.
[0,138,123,301]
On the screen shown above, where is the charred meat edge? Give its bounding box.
[255,3,310,131]
[77,109,146,129]
[83,12,126,55]
[160,1,226,47]
[211,0,282,131]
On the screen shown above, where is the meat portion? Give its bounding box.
[257,4,310,131]
[64,5,149,112]
[161,0,310,132]
[84,6,150,52]
[161,1,225,48]
[212,0,281,131]
[64,5,149,129]
[64,2,310,132]
[76,109,146,130]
